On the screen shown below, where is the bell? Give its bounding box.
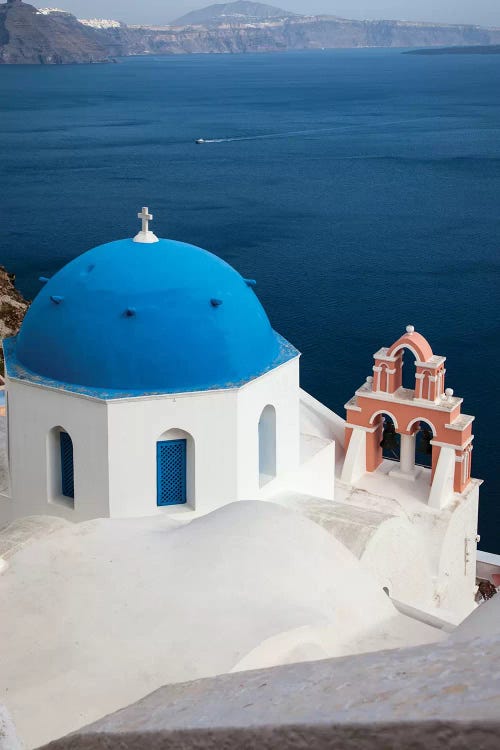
[380,423,398,452]
[420,428,433,456]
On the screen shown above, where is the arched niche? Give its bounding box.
[387,331,433,395]
[369,410,399,431]
[407,418,436,470]
[47,426,75,509]
[406,417,438,437]
[373,413,400,463]
[156,428,195,507]
[258,405,277,487]
[394,346,418,391]
[387,331,433,364]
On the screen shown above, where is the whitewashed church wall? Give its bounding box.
[236,358,300,499]
[105,388,239,517]
[6,379,110,522]
[284,439,335,500]
[360,517,435,607]
[299,388,346,447]
[435,485,480,620]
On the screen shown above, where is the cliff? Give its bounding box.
[0,0,111,64]
[106,15,500,57]
[0,267,28,373]
[1,0,500,64]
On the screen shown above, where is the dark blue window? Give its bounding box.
[157,439,187,506]
[60,431,74,499]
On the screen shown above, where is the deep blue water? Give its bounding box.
[0,49,499,551]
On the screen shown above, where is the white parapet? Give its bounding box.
[428,445,456,510]
[340,427,366,485]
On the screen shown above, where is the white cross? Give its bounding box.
[133,206,159,244]
[138,206,153,234]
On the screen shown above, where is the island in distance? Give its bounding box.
[1,0,500,64]
[406,45,500,55]
[172,0,297,25]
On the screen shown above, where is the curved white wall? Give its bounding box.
[5,357,301,521]
[5,378,110,523]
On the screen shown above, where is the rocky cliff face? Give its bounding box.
[104,16,500,57]
[0,267,28,374]
[0,0,111,64]
[1,0,500,64]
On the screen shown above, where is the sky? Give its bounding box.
[36,1,500,27]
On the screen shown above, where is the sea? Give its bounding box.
[0,49,499,551]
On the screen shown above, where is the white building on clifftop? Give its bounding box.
[0,208,481,622]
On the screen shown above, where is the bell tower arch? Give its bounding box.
[342,326,475,509]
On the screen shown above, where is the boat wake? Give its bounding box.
[195,119,422,144]
[196,127,345,144]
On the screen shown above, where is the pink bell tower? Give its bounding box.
[342,326,475,508]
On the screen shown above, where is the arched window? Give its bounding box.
[47,427,75,508]
[412,420,434,469]
[258,405,276,487]
[400,347,417,391]
[156,429,194,507]
[60,431,75,499]
[379,414,400,463]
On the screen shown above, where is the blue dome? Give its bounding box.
[15,238,291,394]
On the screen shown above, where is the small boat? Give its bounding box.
[195,138,206,144]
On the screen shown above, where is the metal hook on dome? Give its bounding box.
[39,276,50,285]
[50,295,64,305]
[210,299,223,307]
[244,278,257,287]
[124,308,136,318]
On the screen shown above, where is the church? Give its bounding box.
[0,208,481,622]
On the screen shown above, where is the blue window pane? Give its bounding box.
[60,431,74,499]
[157,439,187,506]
